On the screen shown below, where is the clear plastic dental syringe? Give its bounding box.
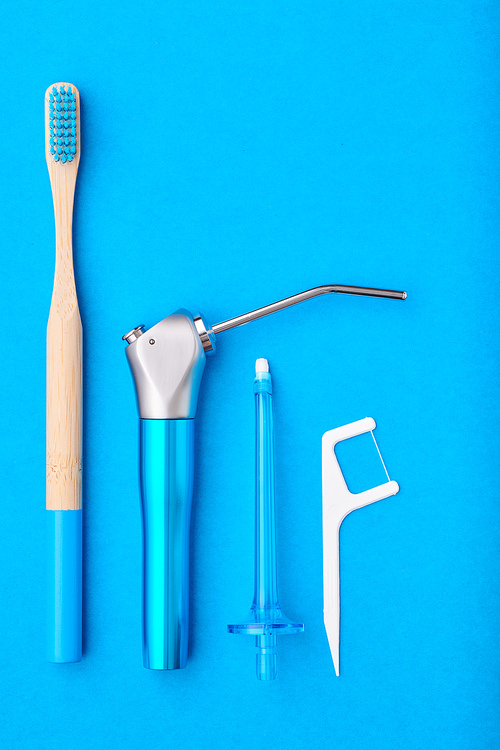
[228,359,304,680]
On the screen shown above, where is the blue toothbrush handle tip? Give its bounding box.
[46,509,82,663]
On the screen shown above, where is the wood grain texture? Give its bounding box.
[45,83,82,510]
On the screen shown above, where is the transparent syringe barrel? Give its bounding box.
[253,371,278,679]
[253,371,278,612]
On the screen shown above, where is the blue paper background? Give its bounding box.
[1,1,499,748]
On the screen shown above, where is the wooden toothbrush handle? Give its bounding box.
[46,305,82,510]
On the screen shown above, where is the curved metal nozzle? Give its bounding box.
[212,284,407,335]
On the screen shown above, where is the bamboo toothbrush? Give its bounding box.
[45,82,82,663]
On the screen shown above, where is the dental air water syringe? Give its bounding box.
[122,284,406,670]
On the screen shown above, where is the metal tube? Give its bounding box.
[212,285,407,335]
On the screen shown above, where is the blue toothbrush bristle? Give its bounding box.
[48,85,77,164]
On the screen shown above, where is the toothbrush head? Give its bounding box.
[45,83,80,167]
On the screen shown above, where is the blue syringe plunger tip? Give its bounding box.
[257,653,277,680]
[256,633,277,680]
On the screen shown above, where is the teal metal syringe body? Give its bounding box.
[228,359,303,680]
